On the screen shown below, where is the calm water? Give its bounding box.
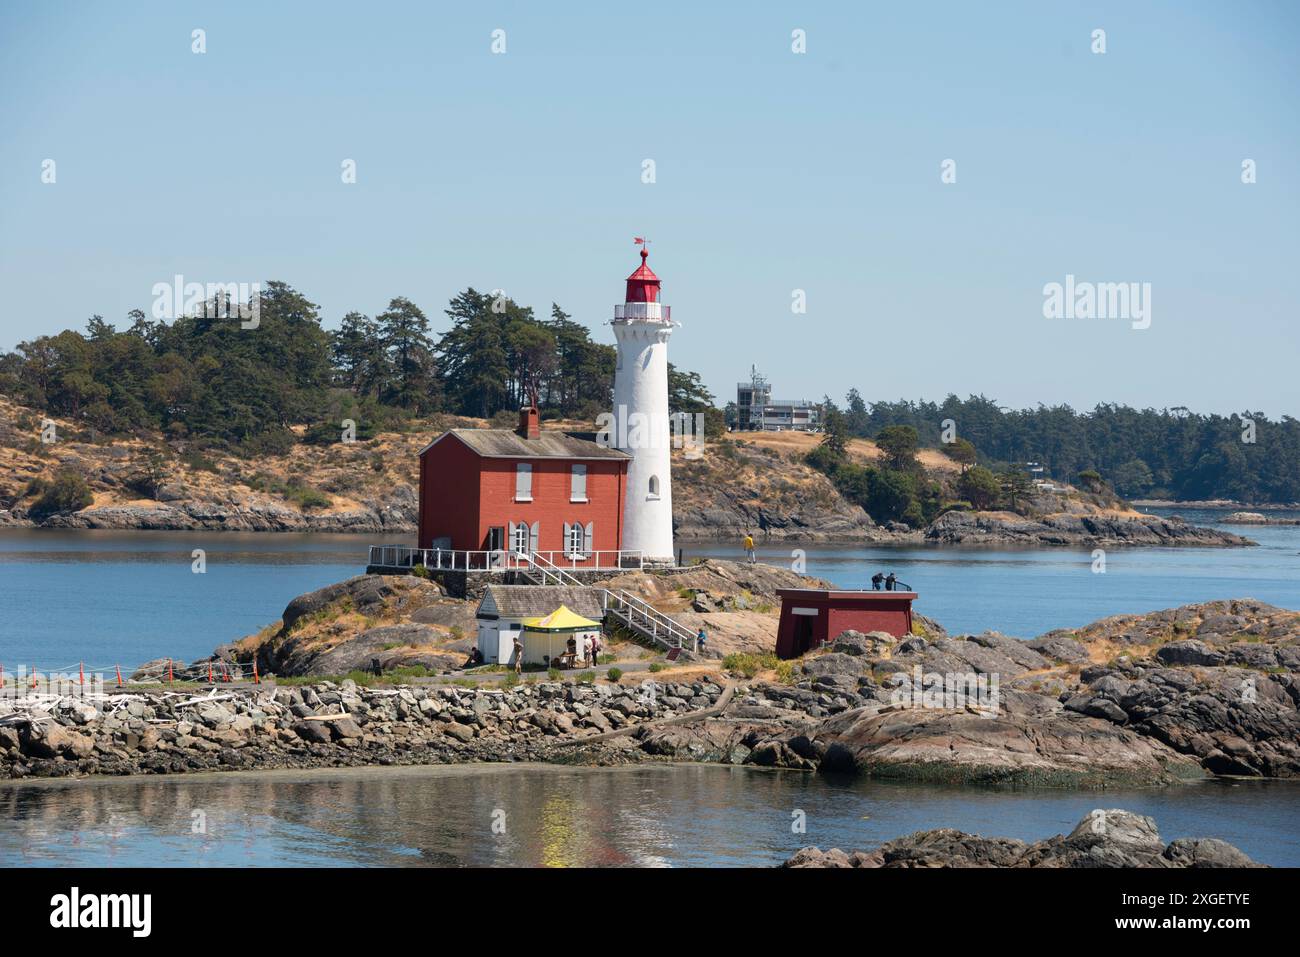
[1,763,1296,868]
[0,530,409,671]
[706,507,1300,637]
[3,521,1297,868]
[0,511,1296,669]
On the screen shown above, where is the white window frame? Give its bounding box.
[565,522,583,558]
[564,521,593,559]
[514,462,532,502]
[509,522,534,556]
[570,464,588,503]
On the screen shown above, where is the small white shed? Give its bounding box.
[475,584,607,666]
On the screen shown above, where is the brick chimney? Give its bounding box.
[517,406,540,440]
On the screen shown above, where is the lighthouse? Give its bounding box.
[612,240,677,564]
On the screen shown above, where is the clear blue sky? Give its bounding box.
[1,1,1296,415]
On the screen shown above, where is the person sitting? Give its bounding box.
[871,572,885,590]
[463,647,484,669]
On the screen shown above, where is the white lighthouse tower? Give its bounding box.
[612,240,677,564]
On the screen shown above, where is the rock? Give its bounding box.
[783,809,1261,868]
[291,721,332,744]
[1027,633,1091,664]
[195,703,234,727]
[129,658,183,682]
[21,721,72,759]
[229,715,255,734]
[1162,838,1259,868]
[808,702,1204,786]
[1155,640,1225,666]
[330,717,364,740]
[784,846,860,868]
[800,653,870,678]
[280,575,409,632]
[63,731,95,759]
[1224,511,1269,524]
[831,630,895,657]
[925,509,1254,548]
[443,723,475,743]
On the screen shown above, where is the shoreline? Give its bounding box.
[7,750,1294,791]
[0,516,1256,549]
[8,595,1298,788]
[1132,499,1300,510]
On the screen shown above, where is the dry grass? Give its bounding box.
[734,429,963,474]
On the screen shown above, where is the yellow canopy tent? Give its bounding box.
[520,605,602,667]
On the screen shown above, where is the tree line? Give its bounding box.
[4,291,1293,505]
[825,391,1300,505]
[0,282,717,456]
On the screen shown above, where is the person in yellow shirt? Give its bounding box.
[743,532,756,564]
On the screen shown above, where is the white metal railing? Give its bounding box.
[602,589,699,653]
[367,546,643,573]
[613,302,672,322]
[524,553,697,654]
[366,546,694,654]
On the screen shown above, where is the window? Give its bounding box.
[509,521,536,555]
[564,521,593,558]
[647,474,660,499]
[515,463,532,501]
[570,464,587,502]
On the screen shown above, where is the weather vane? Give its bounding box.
[634,236,651,250]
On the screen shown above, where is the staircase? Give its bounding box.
[518,552,699,658]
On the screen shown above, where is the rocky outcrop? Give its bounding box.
[40,486,418,533]
[1043,599,1300,777]
[809,702,1203,786]
[242,574,476,677]
[1061,663,1300,776]
[925,510,1253,548]
[1223,511,1300,526]
[595,559,834,657]
[783,809,1261,868]
[674,498,885,542]
[0,678,730,781]
[670,442,884,543]
[722,598,1300,781]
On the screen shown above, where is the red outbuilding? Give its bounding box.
[774,588,917,659]
[417,408,632,566]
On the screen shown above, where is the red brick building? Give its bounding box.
[775,588,917,659]
[417,408,632,565]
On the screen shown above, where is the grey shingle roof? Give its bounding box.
[477,585,607,621]
[424,429,631,460]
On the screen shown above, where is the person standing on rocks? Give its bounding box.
[743,531,756,564]
[697,628,707,653]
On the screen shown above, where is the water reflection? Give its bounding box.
[1,764,1296,868]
